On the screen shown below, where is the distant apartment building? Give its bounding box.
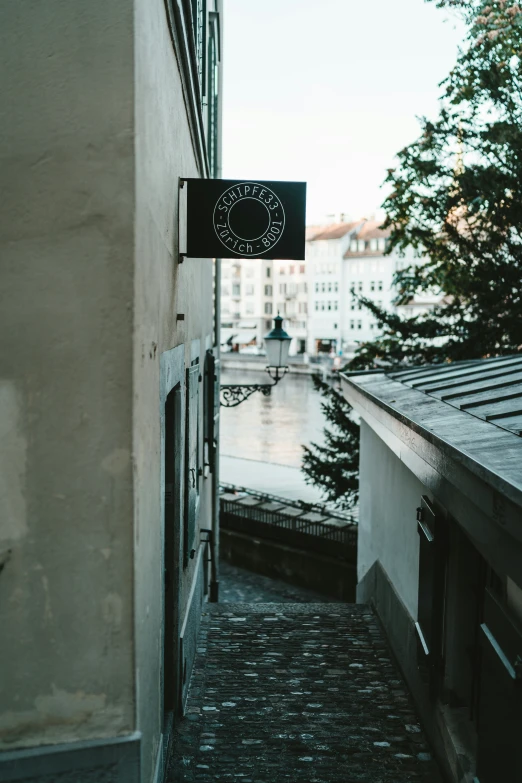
[220,257,307,356]
[221,218,439,361]
[306,220,363,355]
[341,220,396,353]
[273,259,308,355]
[221,258,273,350]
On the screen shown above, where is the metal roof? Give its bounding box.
[340,357,522,523]
[389,355,522,438]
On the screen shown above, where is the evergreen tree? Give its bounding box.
[350,0,522,369]
[301,374,359,511]
[303,0,522,505]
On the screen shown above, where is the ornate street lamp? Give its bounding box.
[220,315,292,407]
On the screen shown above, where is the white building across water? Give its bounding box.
[220,217,441,362]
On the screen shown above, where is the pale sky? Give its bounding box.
[222,0,465,224]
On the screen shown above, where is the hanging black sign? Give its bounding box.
[185,178,306,260]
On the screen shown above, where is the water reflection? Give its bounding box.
[220,369,327,469]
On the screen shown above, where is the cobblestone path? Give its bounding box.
[219,561,337,603]
[168,603,442,783]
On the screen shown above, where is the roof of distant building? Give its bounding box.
[354,219,391,241]
[342,219,392,258]
[308,221,362,242]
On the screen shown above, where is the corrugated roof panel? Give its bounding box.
[389,354,522,438]
[436,371,522,400]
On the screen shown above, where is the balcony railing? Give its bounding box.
[219,484,357,562]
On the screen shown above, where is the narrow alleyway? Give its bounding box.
[168,603,442,783]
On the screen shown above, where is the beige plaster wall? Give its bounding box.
[0,0,135,750]
[133,1,215,780]
[358,420,425,619]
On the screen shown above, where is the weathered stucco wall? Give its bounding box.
[133,1,215,780]
[0,0,135,750]
[358,420,425,619]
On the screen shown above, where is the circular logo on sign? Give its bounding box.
[213,182,285,256]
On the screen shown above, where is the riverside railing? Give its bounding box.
[219,483,358,562]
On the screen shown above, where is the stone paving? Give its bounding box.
[168,603,442,783]
[219,561,337,603]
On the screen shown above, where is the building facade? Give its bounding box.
[342,356,522,783]
[306,222,362,356]
[0,2,223,782]
[220,256,307,357]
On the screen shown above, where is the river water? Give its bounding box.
[219,369,327,469]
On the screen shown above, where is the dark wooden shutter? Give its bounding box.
[206,350,220,473]
[184,364,200,563]
[476,589,522,783]
[415,495,447,699]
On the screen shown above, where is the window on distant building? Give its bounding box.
[315,302,319,311]
[264,285,272,296]
[358,240,365,252]
[378,238,386,251]
[321,302,325,311]
[327,301,332,311]
[265,319,272,330]
[299,264,305,274]
[245,284,254,295]
[378,280,383,291]
[299,302,307,314]
[334,282,339,293]
[333,300,338,311]
[245,303,254,314]
[370,323,374,330]
[232,284,240,296]
[278,302,286,314]
[221,285,230,296]
[370,238,378,252]
[279,283,286,294]
[264,302,272,314]
[328,282,332,293]
[370,281,375,292]
[358,281,363,292]
[357,320,362,329]
[350,301,355,310]
[266,267,271,278]
[245,266,254,278]
[289,265,295,274]
[315,282,319,293]
[350,240,357,252]
[350,320,355,329]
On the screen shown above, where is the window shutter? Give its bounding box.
[476,589,522,782]
[415,495,447,699]
[184,364,200,563]
[205,350,220,474]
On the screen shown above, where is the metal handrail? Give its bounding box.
[219,482,358,525]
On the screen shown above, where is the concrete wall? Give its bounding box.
[358,420,425,620]
[0,0,135,750]
[0,1,220,780]
[133,1,214,779]
[220,530,356,601]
